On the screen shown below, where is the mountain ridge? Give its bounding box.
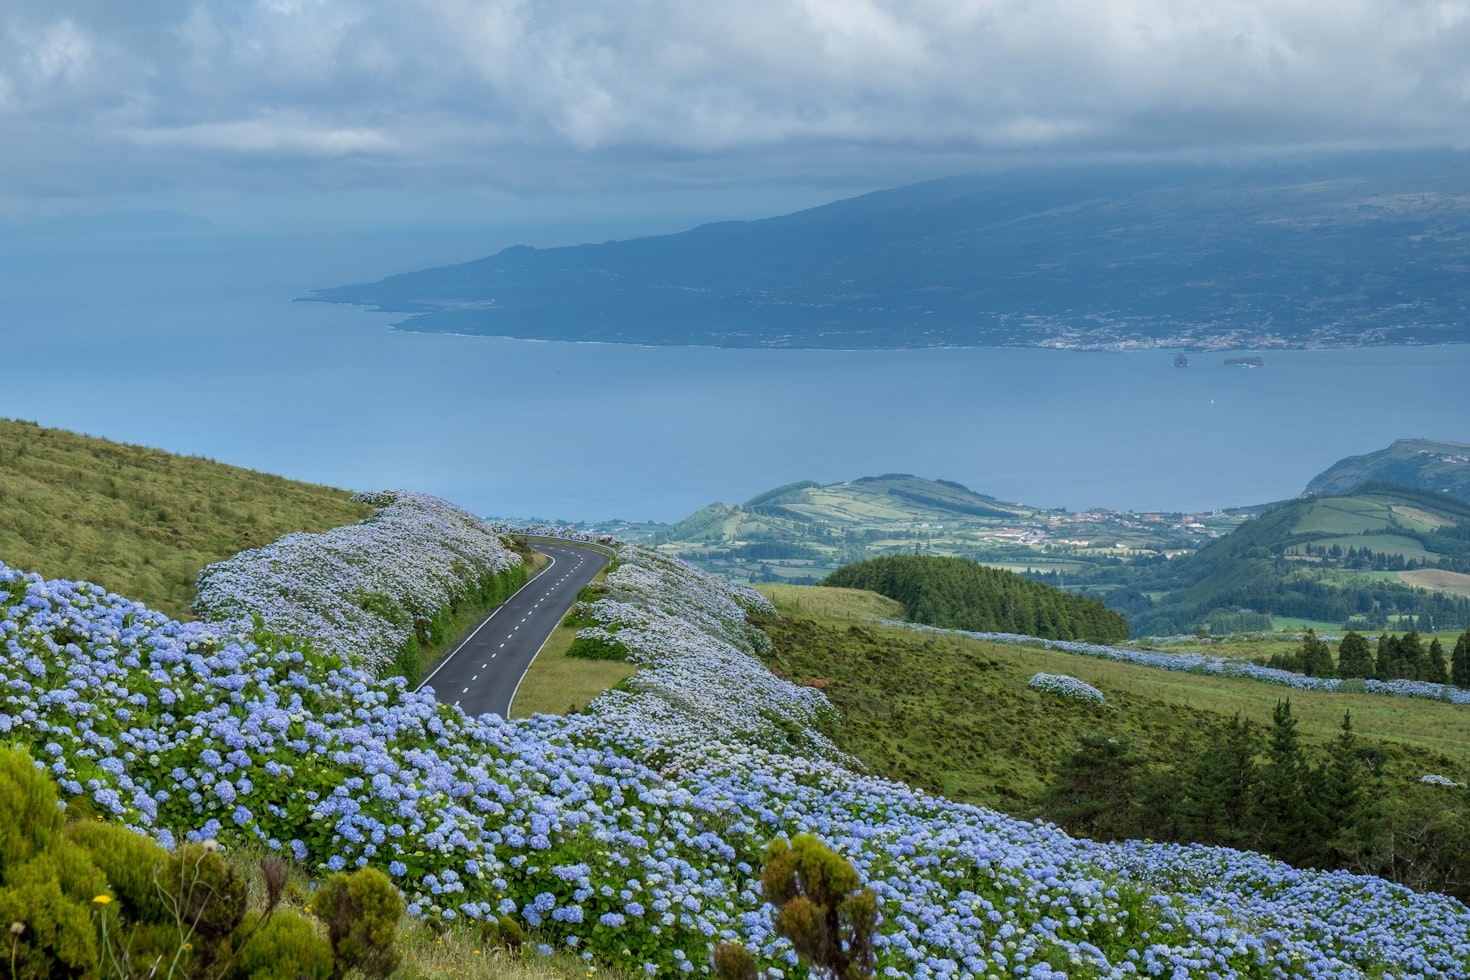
[311,152,1470,350]
[1304,438,1470,502]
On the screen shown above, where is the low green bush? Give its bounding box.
[567,634,631,661]
[309,866,405,980]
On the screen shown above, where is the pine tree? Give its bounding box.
[1337,631,1373,679]
[1453,630,1470,688]
[1427,639,1450,685]
[1309,711,1370,867]
[1375,633,1399,680]
[1178,713,1259,847]
[1039,735,1141,841]
[1298,629,1333,677]
[1253,699,1309,863]
[1400,631,1425,680]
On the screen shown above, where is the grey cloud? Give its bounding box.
[1,0,1467,201]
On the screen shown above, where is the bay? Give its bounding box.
[1,228,1465,524]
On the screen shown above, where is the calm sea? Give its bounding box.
[3,228,1466,524]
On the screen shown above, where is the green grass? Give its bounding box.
[757,583,905,623]
[1270,617,1349,632]
[1290,497,1389,535]
[0,418,372,619]
[755,585,1470,813]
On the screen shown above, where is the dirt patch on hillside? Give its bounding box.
[1390,504,1454,529]
[1400,568,1470,598]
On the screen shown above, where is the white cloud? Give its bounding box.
[122,115,397,156]
[28,18,95,81]
[0,0,1467,201]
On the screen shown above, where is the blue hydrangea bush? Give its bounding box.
[1028,672,1106,706]
[194,491,521,674]
[3,527,1470,977]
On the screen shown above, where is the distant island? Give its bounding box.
[310,152,1470,351]
[1224,356,1265,367]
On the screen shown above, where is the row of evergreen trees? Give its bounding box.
[1039,704,1470,899]
[1295,541,1467,573]
[822,554,1129,643]
[1261,628,1470,685]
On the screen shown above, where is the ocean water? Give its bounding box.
[2,228,1466,523]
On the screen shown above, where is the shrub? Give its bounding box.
[0,746,107,980]
[0,746,64,871]
[0,855,102,980]
[712,940,758,980]
[760,834,877,980]
[230,910,334,980]
[309,867,404,980]
[154,842,248,975]
[566,632,631,661]
[1027,671,1106,705]
[477,914,525,951]
[64,819,173,925]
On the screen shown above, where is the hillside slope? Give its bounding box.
[6,543,1470,978]
[1304,438,1470,503]
[311,153,1470,350]
[631,472,1244,585]
[1109,484,1470,635]
[0,417,371,617]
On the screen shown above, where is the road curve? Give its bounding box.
[417,542,610,719]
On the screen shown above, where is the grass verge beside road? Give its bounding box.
[510,562,635,719]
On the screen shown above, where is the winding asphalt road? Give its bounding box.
[417,542,610,718]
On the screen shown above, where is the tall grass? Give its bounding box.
[0,418,371,618]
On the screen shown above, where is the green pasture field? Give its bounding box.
[0,417,372,619]
[1290,497,1392,535]
[1269,617,1351,633]
[757,583,905,623]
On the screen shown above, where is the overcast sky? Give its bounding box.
[3,0,1468,227]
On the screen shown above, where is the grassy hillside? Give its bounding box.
[1100,484,1470,635]
[0,417,372,618]
[626,472,1247,586]
[6,478,1470,976]
[1304,438,1470,504]
[755,583,1470,899]
[758,585,1470,802]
